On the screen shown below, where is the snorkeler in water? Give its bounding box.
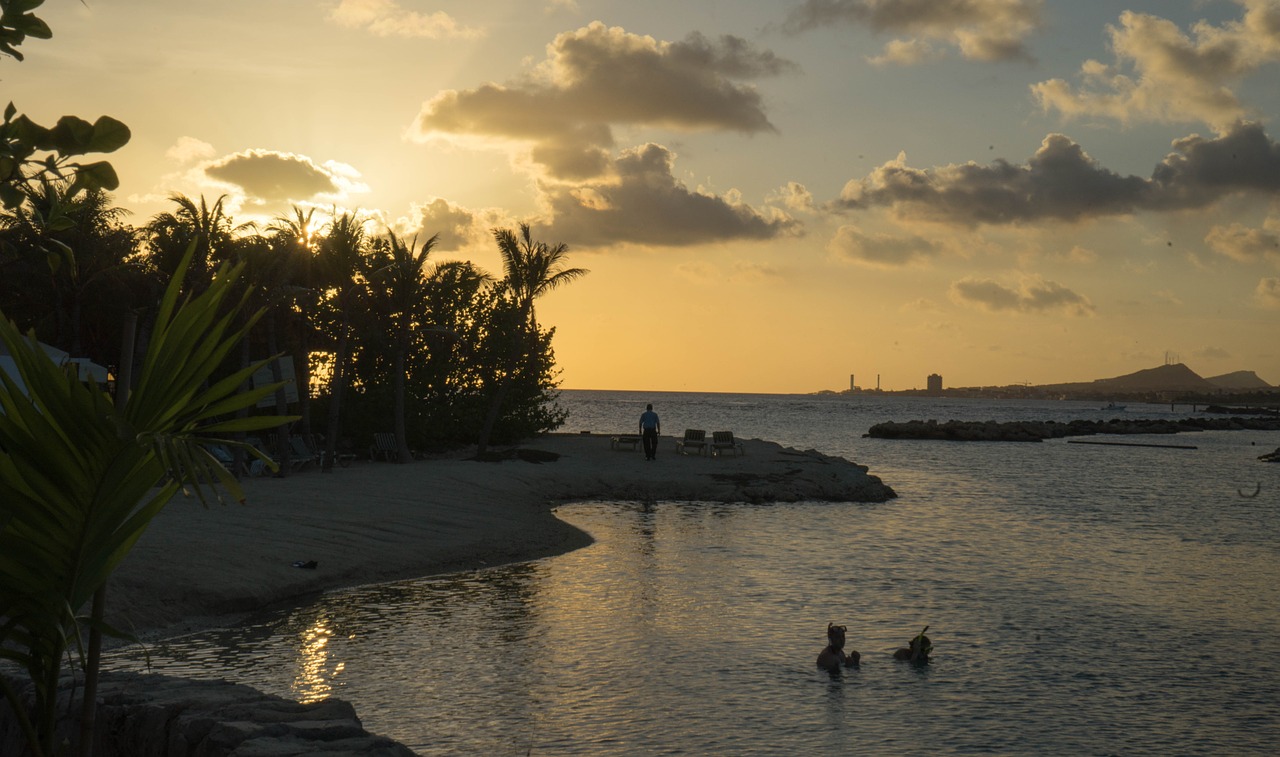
[893,626,932,664]
[817,622,861,671]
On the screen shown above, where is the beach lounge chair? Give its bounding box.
[370,432,399,461]
[711,431,745,457]
[676,429,707,455]
[289,435,321,470]
[313,433,356,468]
[610,435,641,451]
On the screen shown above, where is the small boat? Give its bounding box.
[1101,402,1126,412]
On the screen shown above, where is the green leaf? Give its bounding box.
[0,183,23,209]
[66,160,119,194]
[10,114,51,148]
[88,116,130,153]
[7,0,48,16]
[0,41,25,62]
[4,102,15,122]
[13,14,50,40]
[49,114,93,153]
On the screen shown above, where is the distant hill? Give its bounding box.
[1041,363,1217,394]
[1206,370,1273,390]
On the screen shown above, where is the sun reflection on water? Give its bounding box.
[291,614,338,703]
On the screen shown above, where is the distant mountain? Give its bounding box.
[1095,363,1216,392]
[1206,370,1273,390]
[1040,363,1216,394]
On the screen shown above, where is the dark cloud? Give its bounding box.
[540,143,799,247]
[951,276,1095,315]
[400,198,482,251]
[204,150,345,202]
[780,0,1043,62]
[828,224,941,266]
[1149,123,1280,209]
[1205,216,1280,265]
[1258,277,1280,308]
[835,122,1280,226]
[411,22,791,179]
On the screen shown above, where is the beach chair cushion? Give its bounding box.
[677,429,707,455]
[711,431,745,456]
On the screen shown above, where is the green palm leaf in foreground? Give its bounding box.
[0,244,293,757]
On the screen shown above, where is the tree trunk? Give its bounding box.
[267,311,291,467]
[394,324,411,463]
[77,313,137,757]
[322,324,349,472]
[475,305,530,456]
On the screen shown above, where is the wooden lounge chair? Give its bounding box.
[370,432,399,461]
[711,431,745,457]
[676,429,707,455]
[369,432,418,462]
[610,435,641,451]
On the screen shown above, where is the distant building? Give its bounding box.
[927,373,943,394]
[850,373,856,392]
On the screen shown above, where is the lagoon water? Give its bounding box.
[106,391,1280,754]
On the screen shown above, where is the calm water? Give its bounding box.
[105,392,1280,755]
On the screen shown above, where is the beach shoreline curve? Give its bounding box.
[108,432,894,642]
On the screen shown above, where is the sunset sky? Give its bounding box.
[9,0,1280,392]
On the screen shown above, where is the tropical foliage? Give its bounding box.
[0,245,289,756]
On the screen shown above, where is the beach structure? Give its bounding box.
[0,337,109,396]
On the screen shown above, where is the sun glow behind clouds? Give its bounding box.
[25,0,1280,390]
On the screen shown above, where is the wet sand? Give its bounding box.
[108,433,894,640]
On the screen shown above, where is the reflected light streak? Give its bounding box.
[292,615,339,703]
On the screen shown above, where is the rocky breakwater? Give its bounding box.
[0,671,416,757]
[866,416,1280,442]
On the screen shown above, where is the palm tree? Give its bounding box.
[142,193,240,294]
[368,231,440,462]
[266,206,322,437]
[314,210,369,471]
[0,244,291,757]
[0,181,141,362]
[475,223,586,455]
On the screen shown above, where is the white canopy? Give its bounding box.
[0,336,111,393]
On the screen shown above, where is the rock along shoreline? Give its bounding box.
[866,416,1280,442]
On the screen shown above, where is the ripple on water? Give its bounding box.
[104,395,1280,755]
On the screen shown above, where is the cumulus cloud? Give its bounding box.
[328,0,483,39]
[165,136,216,164]
[950,275,1095,315]
[834,122,1280,226]
[539,143,799,247]
[1205,215,1280,265]
[387,197,490,251]
[1032,1,1280,130]
[410,22,793,180]
[768,181,816,212]
[828,224,942,267]
[202,150,368,204]
[781,0,1043,63]
[1257,277,1280,307]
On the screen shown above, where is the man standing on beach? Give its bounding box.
[639,403,661,460]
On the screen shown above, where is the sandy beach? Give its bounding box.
[108,433,895,641]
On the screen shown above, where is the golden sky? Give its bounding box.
[9,1,1280,392]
